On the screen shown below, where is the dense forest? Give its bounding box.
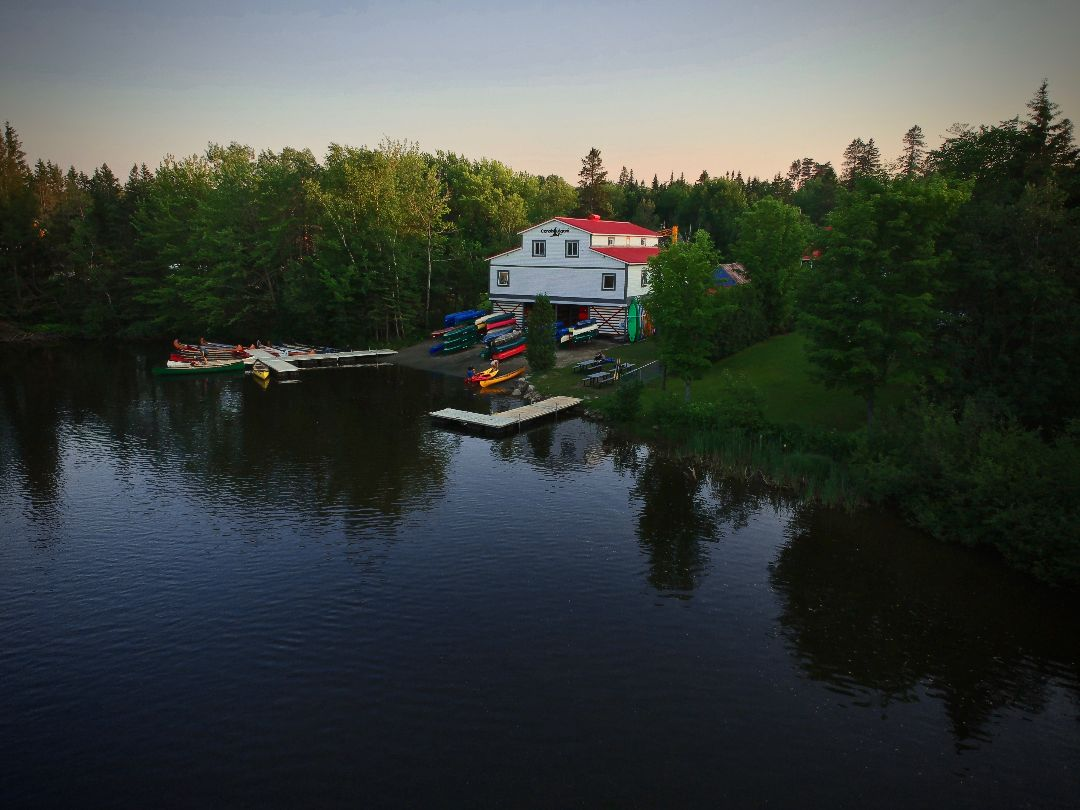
[0,106,946,345]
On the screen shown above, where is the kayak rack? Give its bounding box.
[430,396,583,437]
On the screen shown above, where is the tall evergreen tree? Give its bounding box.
[1023,79,1079,183]
[577,147,610,217]
[525,293,555,371]
[895,125,927,177]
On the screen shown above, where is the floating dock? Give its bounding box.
[245,348,397,378]
[430,396,583,437]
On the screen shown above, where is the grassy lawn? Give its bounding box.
[530,339,661,398]
[704,332,893,430]
[533,332,909,432]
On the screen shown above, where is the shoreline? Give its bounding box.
[391,334,621,378]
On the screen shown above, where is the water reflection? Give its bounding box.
[0,346,67,527]
[0,346,455,536]
[771,508,1080,746]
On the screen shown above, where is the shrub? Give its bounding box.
[594,379,644,422]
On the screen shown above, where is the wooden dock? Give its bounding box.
[245,348,397,378]
[430,396,583,436]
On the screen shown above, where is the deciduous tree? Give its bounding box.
[798,177,969,429]
[644,231,718,401]
[731,198,813,334]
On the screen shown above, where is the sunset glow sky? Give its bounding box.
[3,0,1078,181]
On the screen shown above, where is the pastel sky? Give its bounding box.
[3,0,1078,182]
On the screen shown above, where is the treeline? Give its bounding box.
[0,136,579,343]
[2,111,930,345]
[638,83,1080,583]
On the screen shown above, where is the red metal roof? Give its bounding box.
[590,246,660,263]
[555,217,659,236]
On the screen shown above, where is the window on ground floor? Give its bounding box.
[601,273,616,291]
[641,268,649,286]
[497,269,509,286]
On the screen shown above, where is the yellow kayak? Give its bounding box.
[252,362,270,381]
[479,366,526,388]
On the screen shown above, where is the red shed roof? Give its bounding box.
[590,246,660,264]
[555,216,659,236]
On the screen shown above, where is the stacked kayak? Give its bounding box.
[482,328,525,360]
[438,322,480,354]
[560,319,599,346]
[478,313,516,333]
[491,340,526,361]
[444,309,485,327]
[482,326,519,345]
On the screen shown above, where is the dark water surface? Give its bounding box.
[2,346,1078,808]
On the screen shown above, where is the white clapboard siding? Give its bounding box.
[625,264,652,298]
[491,255,628,303]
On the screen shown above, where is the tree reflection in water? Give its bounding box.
[625,443,768,597]
[0,345,456,547]
[771,506,1080,747]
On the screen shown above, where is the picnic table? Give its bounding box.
[573,358,604,373]
[583,371,614,387]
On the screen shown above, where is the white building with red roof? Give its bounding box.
[489,214,659,338]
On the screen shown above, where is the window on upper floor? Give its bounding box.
[601,273,616,291]
[640,238,647,246]
[565,240,579,258]
[607,237,615,246]
[625,237,631,246]
[497,269,510,287]
[532,240,546,257]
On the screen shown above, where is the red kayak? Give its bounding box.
[493,342,526,361]
[465,366,498,383]
[480,316,516,332]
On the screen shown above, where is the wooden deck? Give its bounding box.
[430,396,583,436]
[245,348,397,378]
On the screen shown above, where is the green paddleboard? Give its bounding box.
[627,298,640,343]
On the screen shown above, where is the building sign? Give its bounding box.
[540,226,571,237]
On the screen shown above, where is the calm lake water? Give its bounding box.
[2,345,1078,808]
